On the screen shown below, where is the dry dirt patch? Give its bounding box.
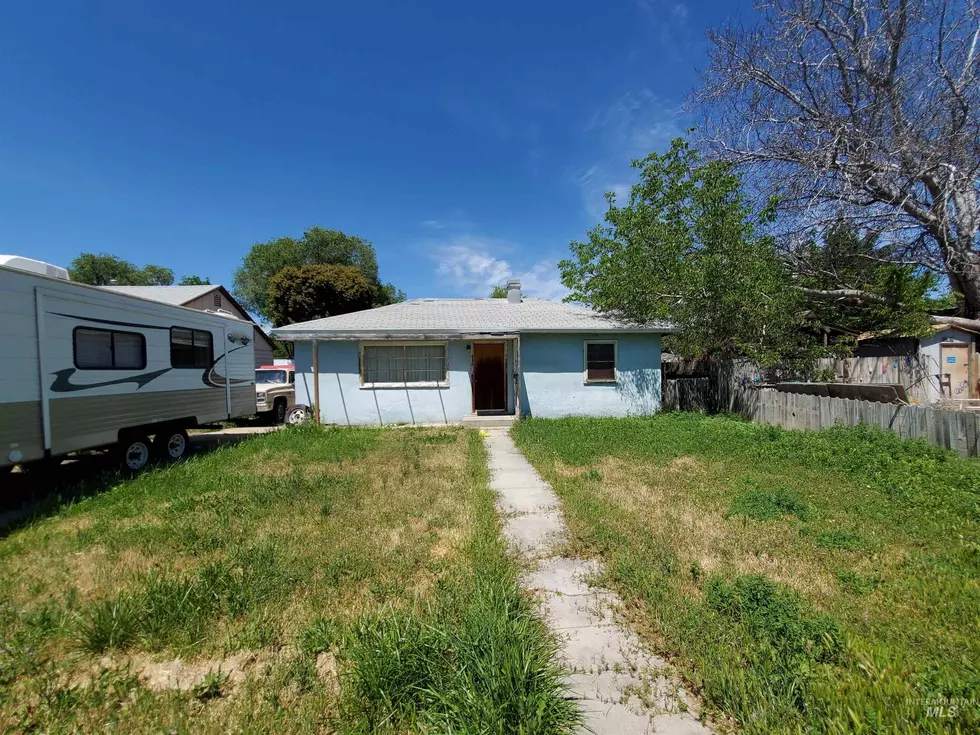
[79,647,339,696]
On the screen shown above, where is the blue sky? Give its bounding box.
[0,0,755,302]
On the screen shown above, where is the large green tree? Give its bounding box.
[233,226,403,319]
[178,274,211,285]
[267,264,376,327]
[560,139,938,366]
[795,223,939,338]
[69,253,175,286]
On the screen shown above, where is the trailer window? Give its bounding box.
[74,328,146,370]
[170,328,214,368]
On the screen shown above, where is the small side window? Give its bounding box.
[289,372,295,384]
[74,328,146,370]
[584,341,617,383]
[170,327,214,368]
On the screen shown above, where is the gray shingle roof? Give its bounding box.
[100,285,218,305]
[272,298,674,339]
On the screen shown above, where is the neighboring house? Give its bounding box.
[806,324,978,404]
[101,284,276,368]
[271,280,674,425]
[919,324,978,402]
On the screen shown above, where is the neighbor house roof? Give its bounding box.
[101,284,219,305]
[272,298,675,340]
[101,284,277,348]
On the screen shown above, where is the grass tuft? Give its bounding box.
[76,593,141,653]
[192,671,228,701]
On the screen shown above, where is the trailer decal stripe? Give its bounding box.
[50,368,173,393]
[50,312,171,330]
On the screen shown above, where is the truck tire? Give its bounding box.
[273,398,287,425]
[153,428,189,462]
[286,405,311,426]
[118,435,152,474]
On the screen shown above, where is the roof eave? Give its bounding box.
[271,326,677,341]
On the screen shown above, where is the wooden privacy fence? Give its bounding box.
[663,379,980,458]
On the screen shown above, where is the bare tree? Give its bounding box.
[695,0,980,325]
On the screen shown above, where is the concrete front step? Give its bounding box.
[461,414,517,428]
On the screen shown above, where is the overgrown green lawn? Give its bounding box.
[1,426,577,734]
[512,413,980,734]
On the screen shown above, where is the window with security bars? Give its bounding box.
[585,341,617,382]
[361,344,448,385]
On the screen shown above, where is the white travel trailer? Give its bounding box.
[1,256,256,474]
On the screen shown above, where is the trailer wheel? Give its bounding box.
[118,435,152,473]
[153,428,189,462]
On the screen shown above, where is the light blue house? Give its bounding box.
[272,280,674,425]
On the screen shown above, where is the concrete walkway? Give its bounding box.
[484,430,713,735]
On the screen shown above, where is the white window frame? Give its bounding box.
[359,341,450,389]
[583,340,618,384]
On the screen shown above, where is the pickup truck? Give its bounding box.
[255,364,296,424]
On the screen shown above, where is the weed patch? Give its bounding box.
[703,574,840,665]
[833,567,882,595]
[815,530,867,551]
[726,487,810,522]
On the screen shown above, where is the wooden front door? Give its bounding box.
[472,342,507,413]
[941,343,971,398]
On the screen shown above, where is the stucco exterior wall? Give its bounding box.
[518,333,661,418]
[293,332,662,424]
[294,340,477,425]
